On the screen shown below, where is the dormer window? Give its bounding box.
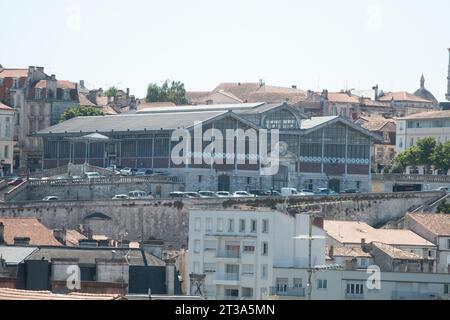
[35,88,42,100]
[63,89,70,100]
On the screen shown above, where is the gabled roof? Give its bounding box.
[330,246,372,258]
[377,91,432,103]
[0,102,14,111]
[0,218,62,246]
[0,69,28,78]
[397,110,450,120]
[406,213,450,237]
[372,242,423,260]
[357,116,396,132]
[35,80,76,90]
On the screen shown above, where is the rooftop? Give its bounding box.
[35,80,76,90]
[0,102,14,111]
[330,246,372,258]
[406,213,450,236]
[397,110,450,120]
[323,220,435,247]
[0,246,38,265]
[0,288,124,300]
[0,218,62,246]
[0,68,28,78]
[377,91,432,103]
[372,242,423,260]
[357,116,396,132]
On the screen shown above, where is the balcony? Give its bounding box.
[269,287,306,297]
[214,273,240,285]
[216,250,241,259]
[345,293,364,300]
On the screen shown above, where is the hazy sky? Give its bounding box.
[1,0,449,100]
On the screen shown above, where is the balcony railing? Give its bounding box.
[345,293,364,299]
[216,273,240,281]
[269,287,305,297]
[216,250,241,258]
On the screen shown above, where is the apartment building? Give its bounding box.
[404,213,450,273]
[0,102,15,175]
[187,209,326,300]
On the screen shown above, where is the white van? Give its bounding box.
[281,188,301,197]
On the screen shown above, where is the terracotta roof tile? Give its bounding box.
[35,80,76,90]
[0,102,14,111]
[0,288,123,300]
[0,218,61,246]
[0,69,28,78]
[331,246,372,258]
[65,229,87,246]
[406,213,450,236]
[378,91,432,103]
[372,242,422,260]
[397,110,450,120]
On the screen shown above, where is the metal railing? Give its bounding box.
[216,250,241,259]
[372,173,450,183]
[269,287,306,297]
[216,273,240,281]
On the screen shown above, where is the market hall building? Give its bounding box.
[35,102,380,193]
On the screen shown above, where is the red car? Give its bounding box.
[7,177,23,187]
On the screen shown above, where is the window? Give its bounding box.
[262,219,269,233]
[241,287,253,298]
[356,181,361,189]
[243,244,255,253]
[217,218,223,232]
[203,263,216,273]
[205,218,212,232]
[261,264,268,280]
[227,219,234,232]
[346,282,364,296]
[242,264,254,275]
[63,89,70,100]
[16,114,20,126]
[239,219,246,233]
[198,175,202,183]
[276,278,288,293]
[0,78,3,86]
[225,288,239,298]
[194,240,201,253]
[193,262,200,274]
[4,146,9,159]
[247,177,251,185]
[293,278,303,288]
[262,242,268,256]
[444,284,449,294]
[5,117,10,138]
[194,218,201,232]
[317,279,327,289]
[13,78,19,89]
[251,220,257,233]
[35,88,41,100]
[263,109,299,129]
[359,258,369,268]
[447,239,450,249]
[204,240,216,251]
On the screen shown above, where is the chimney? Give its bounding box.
[165,258,176,295]
[312,217,324,229]
[126,88,130,99]
[0,222,4,243]
[372,85,379,100]
[53,228,67,246]
[322,89,328,99]
[50,74,56,81]
[307,90,313,99]
[292,85,297,89]
[79,80,85,88]
[28,66,35,73]
[328,245,334,259]
[14,237,31,246]
[361,238,367,252]
[259,79,265,88]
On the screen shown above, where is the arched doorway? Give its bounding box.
[218,175,230,191]
[328,179,341,193]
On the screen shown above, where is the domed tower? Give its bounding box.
[414,74,438,105]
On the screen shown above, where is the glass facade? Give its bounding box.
[263,110,299,129]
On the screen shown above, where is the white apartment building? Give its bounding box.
[187,209,326,300]
[271,268,450,300]
[396,111,450,172]
[0,103,15,175]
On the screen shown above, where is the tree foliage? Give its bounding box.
[60,106,104,122]
[104,86,118,97]
[391,137,450,175]
[436,200,450,214]
[146,80,187,105]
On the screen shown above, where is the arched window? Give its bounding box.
[263,110,299,129]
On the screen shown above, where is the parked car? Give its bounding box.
[128,190,154,199]
[7,177,23,187]
[434,187,449,192]
[281,188,302,197]
[249,189,267,197]
[183,192,202,198]
[71,175,83,180]
[112,194,130,200]
[215,191,232,198]
[85,172,104,179]
[169,191,185,199]
[120,167,138,176]
[299,189,315,196]
[315,188,338,195]
[264,190,282,197]
[198,191,218,198]
[233,191,252,197]
[135,169,154,176]
[42,196,59,201]
[342,188,361,194]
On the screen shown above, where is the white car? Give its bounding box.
[85,172,104,179]
[120,168,137,176]
[128,190,154,199]
[215,191,232,198]
[42,196,59,201]
[112,194,130,200]
[198,191,218,198]
[233,191,252,197]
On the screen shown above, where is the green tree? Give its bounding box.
[104,86,118,97]
[431,141,450,175]
[146,80,187,105]
[436,200,450,214]
[416,137,437,173]
[393,146,421,173]
[60,106,104,122]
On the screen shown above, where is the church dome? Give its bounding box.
[414,74,438,104]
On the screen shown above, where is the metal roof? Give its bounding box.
[0,246,38,265]
[300,116,339,130]
[136,102,265,114]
